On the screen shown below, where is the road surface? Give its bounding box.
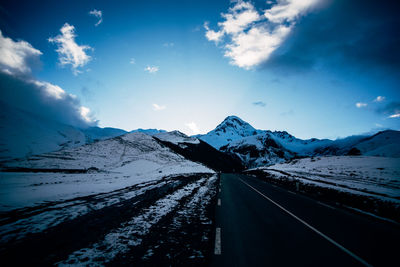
[212,173,399,267]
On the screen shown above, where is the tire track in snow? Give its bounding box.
[57,178,207,266]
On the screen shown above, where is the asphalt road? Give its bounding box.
[211,173,399,267]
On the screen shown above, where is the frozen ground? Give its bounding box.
[0,173,218,266]
[252,156,400,203]
[0,132,213,211]
[0,131,218,266]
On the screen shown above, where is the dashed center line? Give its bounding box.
[218,199,221,206]
[214,227,221,255]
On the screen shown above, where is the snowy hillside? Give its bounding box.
[0,132,213,211]
[197,116,400,167]
[0,131,216,265]
[1,132,210,173]
[0,104,126,161]
[253,156,400,203]
[220,133,296,167]
[355,130,400,157]
[155,131,200,146]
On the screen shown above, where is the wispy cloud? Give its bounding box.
[0,30,42,75]
[145,66,159,73]
[280,109,295,116]
[373,96,385,102]
[152,103,166,111]
[185,122,200,134]
[163,42,174,47]
[374,101,400,119]
[252,101,266,107]
[204,0,319,69]
[129,58,135,64]
[355,102,367,108]
[389,113,400,118]
[89,9,103,26]
[48,23,92,75]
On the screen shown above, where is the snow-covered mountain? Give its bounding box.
[354,130,400,157]
[196,116,400,167]
[219,132,297,167]
[1,132,212,174]
[194,116,262,149]
[0,103,126,161]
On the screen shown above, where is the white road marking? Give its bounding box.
[214,227,221,255]
[219,188,221,193]
[218,199,221,206]
[239,178,374,267]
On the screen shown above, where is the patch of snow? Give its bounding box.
[0,178,174,243]
[58,178,207,266]
[155,131,200,145]
[258,156,400,202]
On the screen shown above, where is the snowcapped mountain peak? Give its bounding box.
[215,116,255,133]
[196,116,259,149]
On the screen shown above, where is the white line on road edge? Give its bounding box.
[239,178,374,267]
[214,227,221,255]
[218,199,221,206]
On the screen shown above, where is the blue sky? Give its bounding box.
[0,0,399,139]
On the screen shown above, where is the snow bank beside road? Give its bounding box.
[253,156,400,202]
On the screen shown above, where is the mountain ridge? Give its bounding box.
[195,116,400,167]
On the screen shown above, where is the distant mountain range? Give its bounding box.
[1,104,399,169]
[195,116,400,167]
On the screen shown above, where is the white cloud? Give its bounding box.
[264,0,320,23]
[152,103,166,111]
[356,102,367,108]
[225,24,291,69]
[48,23,92,75]
[89,9,103,26]
[374,96,385,102]
[185,122,200,134]
[204,22,225,43]
[389,113,400,118]
[32,80,66,100]
[130,58,136,64]
[145,66,159,73]
[204,0,320,69]
[80,106,93,123]
[0,30,42,75]
[219,2,261,35]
